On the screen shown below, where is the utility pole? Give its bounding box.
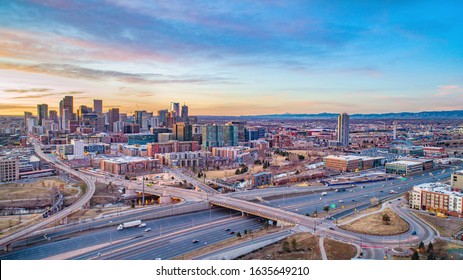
[142,176,145,206]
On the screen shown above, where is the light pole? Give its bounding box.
[109,220,113,254]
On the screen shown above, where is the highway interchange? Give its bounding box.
[0,164,458,260]
[0,136,460,259]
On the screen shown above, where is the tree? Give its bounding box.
[427,242,434,253]
[411,250,420,260]
[244,229,248,235]
[323,206,330,212]
[418,241,425,253]
[295,170,300,175]
[370,197,379,206]
[298,155,305,161]
[382,213,391,225]
[282,240,291,253]
[236,232,242,238]
[291,238,298,251]
[235,169,240,175]
[427,250,435,260]
[125,175,130,180]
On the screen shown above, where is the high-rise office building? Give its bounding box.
[228,121,247,142]
[59,96,74,127]
[224,124,238,146]
[202,124,225,149]
[24,111,32,131]
[170,102,180,114]
[93,99,103,114]
[49,110,58,124]
[61,108,70,130]
[173,122,193,141]
[37,104,48,126]
[108,108,120,132]
[78,105,92,121]
[158,109,168,126]
[134,110,153,131]
[181,104,188,122]
[337,113,350,146]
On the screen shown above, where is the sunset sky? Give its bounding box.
[1,0,462,116]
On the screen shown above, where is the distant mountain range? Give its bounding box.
[199,110,463,120]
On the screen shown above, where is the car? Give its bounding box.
[411,231,417,235]
[139,223,146,228]
[225,228,231,231]
[364,195,368,197]
[338,200,344,203]
[144,228,151,232]
[398,198,401,201]
[192,239,199,243]
[352,199,355,202]
[388,201,392,204]
[380,190,384,192]
[329,227,335,230]
[229,231,235,235]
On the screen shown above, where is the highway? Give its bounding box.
[0,162,458,259]
[0,137,96,251]
[0,208,247,260]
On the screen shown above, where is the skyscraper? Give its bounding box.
[228,121,247,142]
[59,96,74,127]
[337,113,350,146]
[224,124,238,146]
[93,99,103,114]
[158,109,168,126]
[108,108,120,132]
[37,104,48,126]
[202,124,225,149]
[170,102,180,121]
[181,104,188,122]
[173,122,192,141]
[24,111,32,131]
[49,110,58,124]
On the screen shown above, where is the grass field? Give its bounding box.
[339,208,409,235]
[324,238,357,260]
[415,213,463,237]
[238,232,322,260]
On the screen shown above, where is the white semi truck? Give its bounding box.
[117,220,143,230]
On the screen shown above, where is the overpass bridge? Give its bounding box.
[0,138,96,252]
[209,196,316,228]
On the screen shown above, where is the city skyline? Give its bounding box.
[1,1,463,116]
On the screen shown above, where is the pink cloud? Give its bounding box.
[0,28,172,63]
[436,85,462,96]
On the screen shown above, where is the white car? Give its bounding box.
[139,223,146,228]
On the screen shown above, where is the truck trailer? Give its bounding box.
[117,220,142,230]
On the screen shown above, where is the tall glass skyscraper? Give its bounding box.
[337,113,350,146]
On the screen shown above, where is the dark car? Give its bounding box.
[192,239,199,243]
[229,231,235,235]
[329,227,335,230]
[225,228,231,231]
[411,231,417,235]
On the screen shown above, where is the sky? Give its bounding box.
[0,0,463,116]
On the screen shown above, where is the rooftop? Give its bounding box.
[102,156,157,163]
[387,160,423,166]
[414,183,463,197]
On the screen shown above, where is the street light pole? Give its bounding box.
[142,176,145,206]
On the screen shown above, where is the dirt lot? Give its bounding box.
[324,238,357,260]
[339,208,409,235]
[238,233,322,260]
[415,213,463,237]
[0,177,77,201]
